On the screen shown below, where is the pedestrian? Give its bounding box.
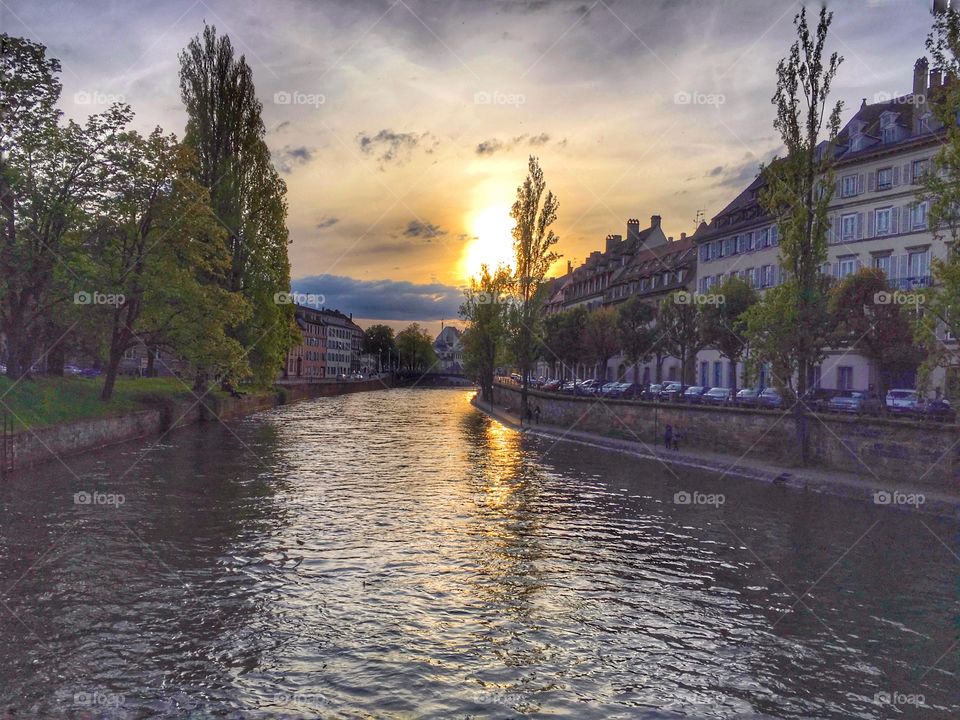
[673,431,680,451]
[534,406,541,425]
[526,406,533,424]
[664,424,673,450]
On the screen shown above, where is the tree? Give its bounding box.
[0,34,132,378]
[459,264,511,402]
[658,293,702,385]
[395,323,437,372]
[585,306,620,381]
[760,6,843,462]
[918,4,960,397]
[83,129,249,400]
[509,155,560,418]
[830,268,923,411]
[616,298,656,385]
[179,24,294,386]
[743,277,835,398]
[361,324,396,371]
[699,276,759,395]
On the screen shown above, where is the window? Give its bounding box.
[841,213,858,241]
[877,167,892,190]
[762,264,774,287]
[700,361,708,387]
[911,202,928,230]
[838,366,853,390]
[841,174,858,198]
[713,361,722,388]
[699,277,709,294]
[913,159,929,183]
[757,228,769,248]
[716,239,725,259]
[875,207,892,236]
[745,231,754,251]
[745,268,755,286]
[909,249,930,279]
[837,257,857,278]
[770,226,779,245]
[874,254,892,278]
[700,244,711,262]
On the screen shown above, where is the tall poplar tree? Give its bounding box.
[179,24,294,386]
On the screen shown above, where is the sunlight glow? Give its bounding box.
[461,205,515,281]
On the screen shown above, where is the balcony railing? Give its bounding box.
[889,275,932,290]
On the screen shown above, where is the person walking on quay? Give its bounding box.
[534,406,541,425]
[664,424,673,450]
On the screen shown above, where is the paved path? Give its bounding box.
[471,396,960,519]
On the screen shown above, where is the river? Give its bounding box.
[0,387,957,718]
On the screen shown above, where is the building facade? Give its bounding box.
[693,55,949,394]
[433,325,464,374]
[283,305,364,380]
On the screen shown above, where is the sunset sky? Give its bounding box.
[4,0,934,331]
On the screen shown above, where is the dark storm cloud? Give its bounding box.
[291,274,461,321]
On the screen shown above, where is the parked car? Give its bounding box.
[921,399,957,423]
[596,382,620,396]
[578,379,599,394]
[702,387,734,405]
[886,389,922,416]
[682,386,708,403]
[643,383,664,401]
[801,387,836,412]
[735,388,761,407]
[542,379,562,391]
[757,388,783,409]
[510,373,522,383]
[828,390,882,415]
[612,382,642,399]
[659,382,685,402]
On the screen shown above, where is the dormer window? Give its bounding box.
[880,112,899,143]
[849,120,866,151]
[919,111,932,133]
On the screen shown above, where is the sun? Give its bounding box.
[460,205,515,281]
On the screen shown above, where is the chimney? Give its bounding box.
[626,218,640,243]
[566,260,572,275]
[650,215,662,228]
[914,57,930,98]
[680,232,687,240]
[668,236,674,242]
[605,233,622,252]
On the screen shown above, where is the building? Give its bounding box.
[433,325,464,373]
[535,215,699,383]
[282,305,365,380]
[693,54,948,393]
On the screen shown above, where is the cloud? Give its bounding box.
[291,274,462,321]
[401,219,447,240]
[276,145,314,174]
[316,216,339,230]
[475,132,559,155]
[356,129,436,167]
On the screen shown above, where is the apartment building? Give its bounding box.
[694,55,948,394]
[282,305,364,380]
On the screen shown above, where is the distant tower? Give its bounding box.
[694,209,705,226]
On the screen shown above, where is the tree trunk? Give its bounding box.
[795,358,810,464]
[101,350,122,401]
[146,347,156,377]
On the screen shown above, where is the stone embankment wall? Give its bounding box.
[11,377,391,471]
[492,382,960,490]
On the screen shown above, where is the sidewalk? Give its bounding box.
[471,396,960,520]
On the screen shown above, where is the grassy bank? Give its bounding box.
[0,376,241,430]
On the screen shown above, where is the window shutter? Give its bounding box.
[856,213,864,239]
[867,211,875,238]
[832,261,840,278]
[893,166,901,186]
[891,206,900,234]
[835,178,842,198]
[868,172,876,192]
[898,254,909,280]
[903,163,912,184]
[857,173,865,194]
[856,257,863,271]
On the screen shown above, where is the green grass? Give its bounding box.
[0,376,229,430]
